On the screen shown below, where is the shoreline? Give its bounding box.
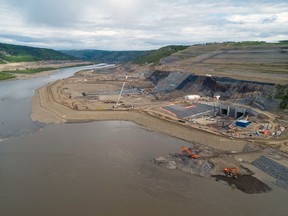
[31,78,288,151]
[31,81,248,152]
[0,60,92,81]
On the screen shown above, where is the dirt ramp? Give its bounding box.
[213,174,271,194]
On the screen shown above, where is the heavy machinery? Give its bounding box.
[180,146,199,159]
[113,81,126,108]
[224,167,238,178]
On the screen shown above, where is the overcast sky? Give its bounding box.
[0,0,287,50]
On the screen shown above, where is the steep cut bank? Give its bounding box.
[148,70,278,111]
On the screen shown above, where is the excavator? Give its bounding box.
[180,146,199,159]
[224,167,238,178]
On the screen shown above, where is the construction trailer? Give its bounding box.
[236,120,250,128]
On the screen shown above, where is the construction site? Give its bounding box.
[33,63,288,194]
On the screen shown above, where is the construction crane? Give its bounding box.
[113,82,126,108]
[224,167,238,178]
[113,76,129,108]
[180,146,199,159]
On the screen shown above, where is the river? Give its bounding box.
[0,64,110,138]
[0,65,287,216]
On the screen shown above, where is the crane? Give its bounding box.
[113,82,126,108]
[113,76,129,108]
[180,146,199,159]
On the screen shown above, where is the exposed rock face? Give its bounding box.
[147,71,277,111]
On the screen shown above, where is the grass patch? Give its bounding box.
[0,72,16,80]
[1,55,40,62]
[2,67,56,74]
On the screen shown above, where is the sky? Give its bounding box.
[0,0,287,50]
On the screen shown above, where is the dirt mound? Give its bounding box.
[154,154,216,178]
[154,153,271,194]
[154,144,273,194]
[213,174,271,194]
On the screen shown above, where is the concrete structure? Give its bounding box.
[164,103,214,119]
[235,107,246,118]
[220,104,247,119]
[184,95,201,100]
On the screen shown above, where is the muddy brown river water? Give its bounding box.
[0,66,287,216]
[1,121,288,216]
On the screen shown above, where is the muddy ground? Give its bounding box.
[153,143,273,194]
[213,174,271,194]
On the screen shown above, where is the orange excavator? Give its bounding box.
[224,167,238,178]
[180,146,199,159]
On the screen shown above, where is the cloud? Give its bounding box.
[0,34,41,43]
[0,0,287,50]
[2,0,86,27]
[226,14,278,24]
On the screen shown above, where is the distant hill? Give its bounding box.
[159,41,288,75]
[60,45,191,64]
[133,45,190,65]
[60,50,152,63]
[0,43,76,63]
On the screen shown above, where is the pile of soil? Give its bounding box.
[213,174,271,194]
[154,144,272,194]
[154,153,216,178]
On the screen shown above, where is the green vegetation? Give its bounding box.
[275,84,288,109]
[62,45,190,64]
[2,55,40,62]
[0,67,56,80]
[2,67,56,74]
[279,40,288,44]
[0,42,76,63]
[60,50,151,63]
[134,45,189,65]
[0,72,15,80]
[231,41,267,46]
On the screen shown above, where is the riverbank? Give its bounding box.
[32,80,248,152]
[0,60,92,80]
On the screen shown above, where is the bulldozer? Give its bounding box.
[180,146,199,159]
[224,167,238,178]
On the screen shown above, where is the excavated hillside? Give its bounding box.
[157,43,288,84]
[147,70,278,111]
